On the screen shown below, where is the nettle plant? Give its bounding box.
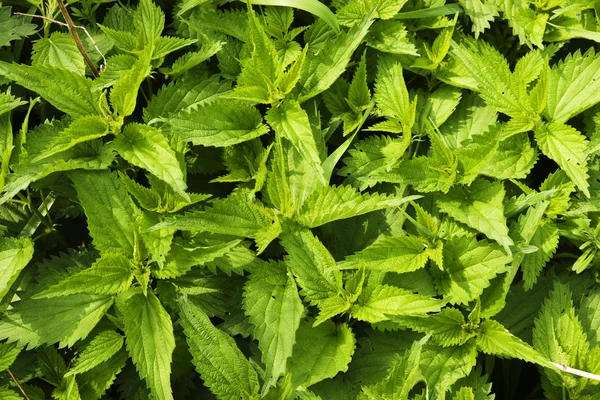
[1,0,600,399]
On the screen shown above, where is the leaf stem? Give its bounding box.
[56,0,100,77]
[6,369,30,400]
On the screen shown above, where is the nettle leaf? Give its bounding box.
[65,330,124,377]
[0,63,102,118]
[289,320,356,389]
[243,261,303,392]
[168,99,270,146]
[34,253,133,298]
[459,0,498,37]
[179,296,260,400]
[437,237,512,305]
[392,307,474,347]
[437,178,513,253]
[0,294,114,349]
[117,288,175,400]
[0,237,33,302]
[71,171,139,257]
[534,122,590,197]
[114,123,188,200]
[110,50,152,117]
[32,32,86,75]
[295,13,374,103]
[374,54,415,130]
[476,319,547,365]
[420,342,477,400]
[0,6,37,47]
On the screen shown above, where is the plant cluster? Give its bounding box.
[0,0,600,399]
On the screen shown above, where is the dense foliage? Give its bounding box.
[1,0,600,398]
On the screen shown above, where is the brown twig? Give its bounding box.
[56,0,100,77]
[6,369,31,400]
[15,12,107,72]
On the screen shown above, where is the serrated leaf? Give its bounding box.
[65,330,124,377]
[366,20,418,56]
[34,253,132,298]
[420,342,477,400]
[161,41,224,78]
[476,319,547,365]
[117,288,175,400]
[437,178,513,253]
[0,6,37,47]
[295,13,374,103]
[0,237,33,302]
[338,235,430,273]
[0,342,23,370]
[289,320,356,389]
[33,115,110,162]
[0,294,113,349]
[110,51,152,117]
[534,122,590,198]
[71,171,139,256]
[153,36,197,60]
[179,296,260,400]
[374,55,414,130]
[438,237,511,305]
[522,219,558,290]
[459,0,498,37]
[391,308,473,347]
[243,262,303,392]
[0,63,101,118]
[169,100,269,146]
[480,133,537,180]
[32,32,86,75]
[77,350,128,400]
[114,123,188,200]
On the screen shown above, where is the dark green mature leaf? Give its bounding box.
[0,237,33,302]
[0,6,37,47]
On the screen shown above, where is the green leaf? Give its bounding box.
[114,123,188,200]
[289,320,356,389]
[297,185,417,228]
[459,0,498,37]
[391,308,473,347]
[117,288,175,400]
[246,0,339,33]
[243,261,303,392]
[153,36,197,60]
[534,122,590,198]
[374,55,415,130]
[179,296,260,400]
[77,350,128,400]
[437,237,512,305]
[338,235,431,273]
[0,6,37,47]
[33,115,110,162]
[347,52,370,111]
[0,342,23,370]
[32,32,86,75]
[521,219,558,290]
[480,133,537,180]
[545,48,600,123]
[0,63,102,118]
[0,294,114,348]
[0,237,33,302]
[65,330,124,376]
[437,178,513,253]
[169,100,269,146]
[295,13,374,103]
[110,51,152,117]
[476,319,547,365]
[366,20,418,56]
[267,100,325,180]
[71,171,139,257]
[34,253,133,298]
[351,283,444,323]
[420,342,478,400]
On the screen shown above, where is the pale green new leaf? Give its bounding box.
[110,51,152,117]
[33,115,110,162]
[374,55,414,130]
[243,262,303,392]
[65,330,124,376]
[366,20,418,56]
[391,308,473,347]
[0,237,33,302]
[289,320,356,389]
[71,171,139,256]
[0,63,101,118]
[266,100,325,181]
[134,0,165,48]
[32,32,86,75]
[476,319,547,365]
[437,178,513,252]
[0,90,26,116]
[179,296,260,400]
[295,14,374,103]
[459,0,498,37]
[296,185,417,228]
[480,133,537,180]
[114,123,188,200]
[153,36,197,60]
[534,122,590,198]
[34,253,132,298]
[545,48,600,123]
[0,294,113,349]
[351,284,444,323]
[161,41,224,78]
[117,288,175,400]
[438,237,512,305]
[521,219,558,290]
[338,235,430,273]
[169,100,269,146]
